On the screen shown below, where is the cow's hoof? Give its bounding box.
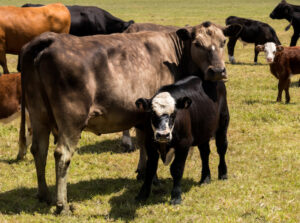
[37,192,52,205]
[16,153,26,161]
[218,174,228,180]
[56,204,72,215]
[199,176,211,185]
[170,197,182,205]
[122,142,135,153]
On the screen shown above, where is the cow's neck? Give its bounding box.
[168,33,201,81]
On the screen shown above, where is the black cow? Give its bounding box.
[270,0,300,46]
[22,4,134,36]
[135,76,229,204]
[225,16,281,64]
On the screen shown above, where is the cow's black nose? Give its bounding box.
[156,132,170,140]
[206,67,227,81]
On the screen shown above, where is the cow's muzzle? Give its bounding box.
[155,131,171,143]
[270,13,275,19]
[205,67,227,81]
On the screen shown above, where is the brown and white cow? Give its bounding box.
[19,21,241,214]
[0,3,70,74]
[256,42,300,103]
[0,73,31,157]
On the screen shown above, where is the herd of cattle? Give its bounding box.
[0,0,299,214]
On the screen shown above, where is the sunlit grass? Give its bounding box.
[0,0,299,222]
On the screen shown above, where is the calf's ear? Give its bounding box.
[276,45,284,51]
[135,98,151,112]
[256,45,265,52]
[176,97,192,109]
[223,24,242,37]
[176,28,192,41]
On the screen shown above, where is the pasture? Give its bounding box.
[0,0,299,222]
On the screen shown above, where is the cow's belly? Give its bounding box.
[84,109,143,135]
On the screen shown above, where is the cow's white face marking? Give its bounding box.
[212,45,215,51]
[152,92,175,116]
[264,42,277,63]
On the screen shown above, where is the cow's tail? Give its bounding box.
[18,33,57,160]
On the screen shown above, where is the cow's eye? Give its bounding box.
[221,40,226,47]
[273,51,276,54]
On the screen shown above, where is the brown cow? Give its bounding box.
[0,3,70,74]
[256,42,300,103]
[0,73,31,157]
[19,22,241,214]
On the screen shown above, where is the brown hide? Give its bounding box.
[0,3,71,73]
[0,73,21,120]
[124,23,179,33]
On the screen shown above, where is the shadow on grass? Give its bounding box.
[290,80,300,88]
[0,177,198,220]
[225,61,266,66]
[77,137,136,155]
[243,99,296,105]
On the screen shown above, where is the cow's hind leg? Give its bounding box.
[0,49,9,74]
[31,124,51,204]
[121,130,135,152]
[198,141,211,184]
[55,133,80,215]
[254,43,259,64]
[284,78,291,104]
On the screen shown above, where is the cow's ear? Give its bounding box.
[135,98,151,112]
[176,97,192,109]
[276,45,284,51]
[176,28,191,41]
[256,45,265,52]
[223,24,242,37]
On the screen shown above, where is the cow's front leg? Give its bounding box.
[290,31,299,46]
[227,37,238,64]
[254,43,259,64]
[170,147,189,205]
[121,130,135,152]
[135,145,159,202]
[54,136,77,215]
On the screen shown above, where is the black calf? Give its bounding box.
[135,76,229,204]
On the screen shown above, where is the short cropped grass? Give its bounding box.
[0,0,299,222]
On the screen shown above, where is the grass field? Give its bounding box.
[0,0,300,222]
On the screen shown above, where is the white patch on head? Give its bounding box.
[212,45,215,51]
[152,92,175,116]
[264,42,277,63]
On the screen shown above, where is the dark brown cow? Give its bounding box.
[19,22,241,214]
[0,3,70,74]
[256,42,300,103]
[124,23,178,33]
[0,73,31,156]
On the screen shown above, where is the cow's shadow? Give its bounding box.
[77,137,136,155]
[290,80,300,88]
[0,177,198,221]
[225,61,265,66]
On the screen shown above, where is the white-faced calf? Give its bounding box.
[256,42,300,103]
[135,76,229,204]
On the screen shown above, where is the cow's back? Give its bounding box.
[0,3,70,54]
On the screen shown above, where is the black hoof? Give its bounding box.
[199,176,211,185]
[122,143,135,153]
[37,193,52,205]
[170,197,182,205]
[218,174,228,180]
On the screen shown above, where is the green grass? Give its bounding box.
[0,0,300,222]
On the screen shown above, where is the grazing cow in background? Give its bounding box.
[135,76,229,204]
[0,3,70,74]
[19,22,241,214]
[22,4,134,36]
[124,23,178,33]
[225,16,281,64]
[256,42,300,103]
[0,73,31,157]
[270,0,300,46]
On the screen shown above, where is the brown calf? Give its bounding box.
[0,3,71,74]
[256,42,300,103]
[0,73,31,159]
